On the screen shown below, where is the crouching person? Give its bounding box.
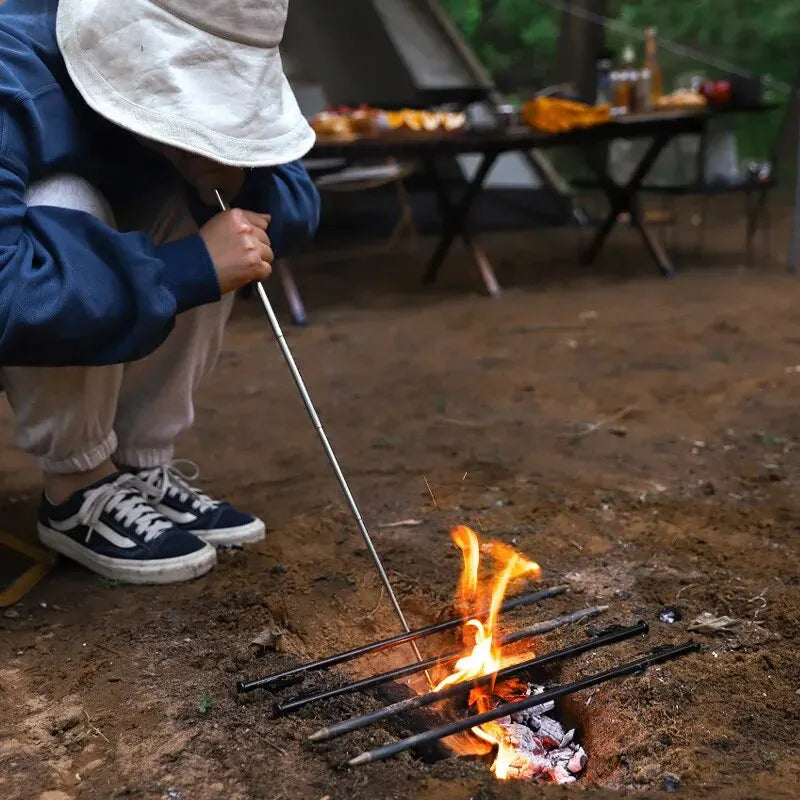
[0,0,319,583]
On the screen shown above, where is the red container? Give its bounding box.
[700,79,733,108]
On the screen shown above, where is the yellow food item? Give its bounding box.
[521,97,611,133]
[655,89,707,109]
[403,110,423,131]
[313,108,466,138]
[382,109,465,133]
[349,110,380,135]
[384,111,406,130]
[442,111,467,131]
[311,113,354,139]
[420,111,440,131]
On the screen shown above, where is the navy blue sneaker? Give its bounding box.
[37,473,217,584]
[132,463,265,547]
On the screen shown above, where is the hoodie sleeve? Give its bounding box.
[0,109,221,367]
[243,161,320,259]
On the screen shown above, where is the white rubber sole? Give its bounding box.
[191,518,266,547]
[38,524,217,585]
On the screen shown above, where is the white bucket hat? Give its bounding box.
[56,0,316,167]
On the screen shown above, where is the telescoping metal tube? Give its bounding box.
[214,189,422,666]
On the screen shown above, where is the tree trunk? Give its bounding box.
[554,0,607,102]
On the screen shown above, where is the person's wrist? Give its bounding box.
[155,235,221,311]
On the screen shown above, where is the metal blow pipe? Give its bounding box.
[214,189,423,666]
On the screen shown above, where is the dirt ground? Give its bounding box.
[2,204,800,800]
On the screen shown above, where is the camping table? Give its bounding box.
[309,108,750,295]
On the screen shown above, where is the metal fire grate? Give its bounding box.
[237,585,699,769]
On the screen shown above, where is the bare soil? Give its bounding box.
[2,205,799,800]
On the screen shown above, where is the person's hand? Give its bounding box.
[199,209,273,294]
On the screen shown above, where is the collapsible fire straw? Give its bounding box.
[214,190,422,665]
[240,585,567,694]
[347,641,700,766]
[308,620,648,742]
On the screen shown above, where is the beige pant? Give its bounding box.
[0,174,233,473]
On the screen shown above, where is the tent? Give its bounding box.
[282,0,494,111]
[281,0,574,233]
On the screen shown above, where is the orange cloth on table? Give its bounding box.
[522,97,611,133]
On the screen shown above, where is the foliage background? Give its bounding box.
[438,0,800,159]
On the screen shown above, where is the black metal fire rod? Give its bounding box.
[347,641,700,766]
[237,585,568,693]
[275,605,606,716]
[309,621,648,742]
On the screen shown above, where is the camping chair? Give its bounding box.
[0,390,55,604]
[635,71,799,264]
[266,158,418,325]
[0,530,54,607]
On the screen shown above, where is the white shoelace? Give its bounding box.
[79,474,173,544]
[138,461,219,514]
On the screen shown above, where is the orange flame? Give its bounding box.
[435,526,541,779]
[452,525,480,619]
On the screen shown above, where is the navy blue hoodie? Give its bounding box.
[0,0,319,367]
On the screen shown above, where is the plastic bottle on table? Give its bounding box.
[643,27,664,103]
[596,53,613,106]
[637,67,653,112]
[614,44,637,113]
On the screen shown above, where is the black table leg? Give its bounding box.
[423,152,499,286]
[581,207,621,265]
[277,260,308,326]
[462,230,501,297]
[580,134,675,276]
[629,196,675,276]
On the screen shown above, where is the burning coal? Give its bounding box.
[432,526,586,783]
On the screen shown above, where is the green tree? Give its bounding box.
[440,0,800,91]
[440,0,559,94]
[439,0,800,156]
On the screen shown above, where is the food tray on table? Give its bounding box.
[311,106,467,142]
[654,89,708,111]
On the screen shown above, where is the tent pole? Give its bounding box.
[788,107,800,273]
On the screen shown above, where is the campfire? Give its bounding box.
[427,525,586,783]
[238,528,699,782]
